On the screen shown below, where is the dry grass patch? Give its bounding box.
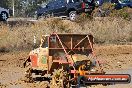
[0,17,132,51]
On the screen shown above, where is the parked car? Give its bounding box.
[95,0,132,9]
[0,7,10,21]
[115,0,132,9]
[36,0,95,21]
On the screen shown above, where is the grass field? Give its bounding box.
[0,17,132,52]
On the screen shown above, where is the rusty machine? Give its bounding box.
[24,33,130,87]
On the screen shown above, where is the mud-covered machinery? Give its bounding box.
[24,33,130,87]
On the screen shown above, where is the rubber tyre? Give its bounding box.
[69,11,77,21]
[0,12,8,21]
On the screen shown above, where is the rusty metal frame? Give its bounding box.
[49,33,103,72]
[68,35,89,54]
[50,33,93,55]
[73,35,88,49]
[52,32,68,55]
[48,33,95,64]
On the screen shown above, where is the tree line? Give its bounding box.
[0,0,47,17]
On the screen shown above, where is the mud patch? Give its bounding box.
[0,45,132,88]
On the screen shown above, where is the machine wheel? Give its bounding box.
[0,12,8,21]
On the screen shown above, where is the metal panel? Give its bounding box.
[30,55,38,67]
[48,33,94,57]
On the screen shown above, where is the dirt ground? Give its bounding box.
[0,45,132,88]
